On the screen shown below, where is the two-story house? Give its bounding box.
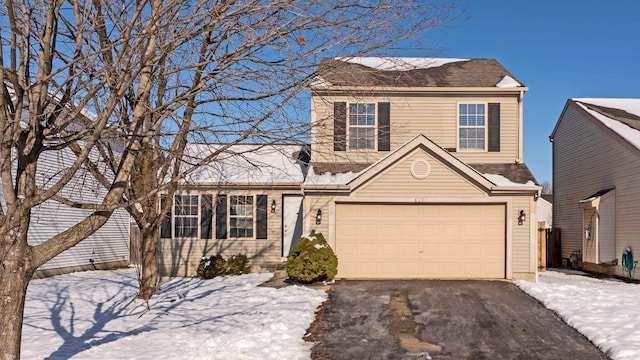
[160,57,540,281]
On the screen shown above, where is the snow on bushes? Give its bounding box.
[197,254,251,279]
[286,230,338,283]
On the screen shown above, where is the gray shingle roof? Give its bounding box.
[580,103,640,131]
[315,58,524,88]
[470,163,538,185]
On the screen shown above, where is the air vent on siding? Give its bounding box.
[410,159,431,179]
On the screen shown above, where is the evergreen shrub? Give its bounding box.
[286,230,338,283]
[197,253,252,279]
[227,254,251,275]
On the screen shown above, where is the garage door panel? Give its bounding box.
[336,204,505,279]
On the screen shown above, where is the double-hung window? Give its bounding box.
[458,103,486,151]
[174,195,198,238]
[162,193,267,240]
[229,195,254,238]
[348,103,376,150]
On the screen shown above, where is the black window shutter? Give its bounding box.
[160,195,171,239]
[334,102,346,151]
[200,194,213,239]
[215,195,227,239]
[378,102,390,151]
[256,195,268,240]
[488,103,501,152]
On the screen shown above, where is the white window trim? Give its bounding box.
[347,102,377,151]
[228,194,257,240]
[173,194,200,239]
[456,102,488,152]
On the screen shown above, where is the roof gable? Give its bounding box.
[346,135,495,192]
[554,98,640,152]
[313,57,525,88]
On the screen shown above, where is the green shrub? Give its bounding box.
[286,230,338,283]
[197,255,228,279]
[197,254,251,279]
[227,254,251,275]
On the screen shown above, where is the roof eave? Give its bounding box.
[301,184,351,192]
[491,185,541,193]
[311,86,528,95]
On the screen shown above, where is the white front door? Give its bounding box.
[282,195,303,257]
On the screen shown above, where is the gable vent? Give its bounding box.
[410,159,431,179]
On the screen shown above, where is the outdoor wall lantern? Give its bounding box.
[534,192,539,201]
[316,209,322,225]
[518,210,526,225]
[271,199,277,213]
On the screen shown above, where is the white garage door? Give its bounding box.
[336,204,505,279]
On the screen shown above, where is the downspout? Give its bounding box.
[517,90,524,163]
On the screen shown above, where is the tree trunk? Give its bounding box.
[0,234,34,360]
[138,225,160,300]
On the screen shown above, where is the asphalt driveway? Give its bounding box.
[307,280,607,359]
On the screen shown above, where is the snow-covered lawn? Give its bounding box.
[21,269,327,360]
[516,270,640,360]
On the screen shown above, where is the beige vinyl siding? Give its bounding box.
[160,190,285,276]
[511,196,532,274]
[353,148,486,199]
[304,195,333,241]
[311,94,520,165]
[553,103,640,266]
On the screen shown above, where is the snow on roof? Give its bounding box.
[574,99,640,150]
[483,173,536,187]
[184,144,307,184]
[336,57,470,71]
[310,76,332,88]
[303,166,359,185]
[574,98,640,117]
[496,75,521,88]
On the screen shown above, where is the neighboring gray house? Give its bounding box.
[23,148,130,278]
[0,84,130,277]
[551,98,640,277]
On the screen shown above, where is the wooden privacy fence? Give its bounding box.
[537,221,548,270]
[538,222,563,270]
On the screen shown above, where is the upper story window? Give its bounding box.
[348,103,376,150]
[458,103,486,151]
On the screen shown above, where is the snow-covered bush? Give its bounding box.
[286,230,338,283]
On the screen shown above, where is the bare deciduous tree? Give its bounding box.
[1,0,459,357]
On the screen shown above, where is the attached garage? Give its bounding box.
[335,203,506,279]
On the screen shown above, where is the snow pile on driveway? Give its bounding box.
[21,269,327,360]
[517,270,640,360]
